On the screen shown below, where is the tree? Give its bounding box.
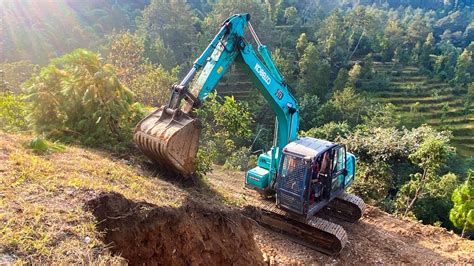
[284,7,298,25]
[413,173,459,227]
[449,171,474,237]
[139,0,198,68]
[316,9,348,63]
[407,14,430,46]
[382,19,405,61]
[203,0,272,46]
[0,61,38,94]
[106,31,146,89]
[195,92,253,167]
[271,48,295,83]
[333,68,349,92]
[440,102,450,126]
[398,137,453,216]
[420,32,435,70]
[454,49,472,85]
[24,49,143,149]
[296,33,309,58]
[298,43,331,99]
[318,87,369,127]
[298,94,320,131]
[302,121,350,142]
[130,65,179,106]
[348,63,362,87]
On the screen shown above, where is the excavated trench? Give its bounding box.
[84,192,263,265]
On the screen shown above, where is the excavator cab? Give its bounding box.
[276,137,356,219]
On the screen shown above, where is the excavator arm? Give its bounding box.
[135,13,299,189]
[134,13,365,256]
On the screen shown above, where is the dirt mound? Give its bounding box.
[84,192,263,265]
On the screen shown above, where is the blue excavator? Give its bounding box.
[134,13,365,255]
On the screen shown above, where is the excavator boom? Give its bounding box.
[135,14,298,179]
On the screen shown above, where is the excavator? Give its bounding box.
[134,13,365,255]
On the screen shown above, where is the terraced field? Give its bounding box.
[371,62,474,157]
[215,62,473,157]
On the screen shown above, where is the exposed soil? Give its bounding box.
[84,192,263,265]
[207,166,474,264]
[2,132,472,264]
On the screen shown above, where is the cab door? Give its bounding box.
[330,145,347,195]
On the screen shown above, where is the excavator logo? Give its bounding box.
[254,63,271,85]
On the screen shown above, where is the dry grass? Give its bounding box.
[0,132,188,263]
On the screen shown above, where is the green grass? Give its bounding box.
[0,132,188,263]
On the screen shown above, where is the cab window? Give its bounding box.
[332,146,346,173]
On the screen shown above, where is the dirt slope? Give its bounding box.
[0,132,472,264]
[208,166,474,264]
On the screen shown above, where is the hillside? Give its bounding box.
[1,132,472,264]
[371,62,474,157]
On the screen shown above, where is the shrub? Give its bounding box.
[224,146,257,171]
[24,49,143,150]
[0,93,28,132]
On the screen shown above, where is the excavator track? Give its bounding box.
[321,192,366,223]
[244,200,348,255]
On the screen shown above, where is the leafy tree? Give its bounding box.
[24,49,143,149]
[349,161,393,204]
[420,32,435,70]
[296,33,309,58]
[271,48,295,83]
[106,31,147,89]
[449,171,474,237]
[302,121,350,142]
[203,0,272,46]
[130,65,179,106]
[195,92,253,170]
[440,102,450,126]
[397,137,453,216]
[297,93,320,131]
[348,63,362,87]
[333,68,349,91]
[454,48,472,85]
[412,172,458,227]
[316,9,348,63]
[139,0,198,68]
[360,54,374,79]
[362,103,401,128]
[434,42,461,80]
[317,87,371,127]
[407,14,430,46]
[382,19,405,61]
[284,6,298,25]
[298,43,331,99]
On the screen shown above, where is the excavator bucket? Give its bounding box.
[133,107,201,176]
